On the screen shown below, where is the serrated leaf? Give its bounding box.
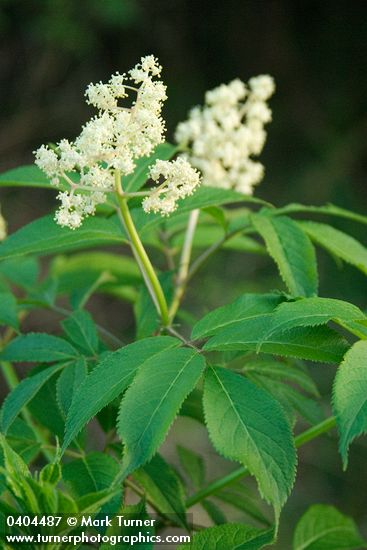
[56,358,88,418]
[293,504,365,549]
[271,202,367,226]
[333,340,367,468]
[0,214,126,260]
[267,297,365,336]
[192,292,286,341]
[62,336,180,453]
[204,320,349,363]
[28,373,65,439]
[300,221,367,275]
[0,291,18,329]
[63,452,120,497]
[6,418,41,463]
[243,358,319,396]
[61,310,99,355]
[243,358,322,425]
[118,348,205,476]
[125,142,178,192]
[133,454,187,529]
[0,333,78,362]
[1,363,66,433]
[177,446,205,489]
[178,523,275,549]
[203,366,296,521]
[252,214,318,297]
[247,371,322,426]
[179,389,205,423]
[76,488,121,515]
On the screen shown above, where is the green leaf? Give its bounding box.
[61,310,99,355]
[0,333,78,362]
[63,452,120,497]
[0,291,18,329]
[178,523,275,549]
[0,214,126,260]
[177,446,205,489]
[300,221,367,275]
[333,340,367,468]
[118,348,205,476]
[133,454,187,529]
[6,418,41,463]
[244,358,319,396]
[76,488,121,515]
[203,366,296,520]
[28,373,65,439]
[293,504,365,550]
[192,292,286,341]
[179,388,205,423]
[202,500,227,525]
[204,321,349,363]
[252,214,318,297]
[0,165,53,189]
[125,142,178,192]
[1,363,66,433]
[0,257,39,289]
[246,368,322,426]
[56,358,88,418]
[271,202,367,226]
[267,297,365,336]
[216,486,271,526]
[51,252,140,293]
[62,336,180,453]
[243,358,322,425]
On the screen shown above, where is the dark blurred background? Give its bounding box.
[1,1,367,546]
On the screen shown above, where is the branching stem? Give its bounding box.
[115,169,170,327]
[169,209,199,321]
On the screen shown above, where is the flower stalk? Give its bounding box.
[169,208,199,321]
[115,170,170,327]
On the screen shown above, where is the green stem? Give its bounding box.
[169,209,199,321]
[114,170,170,327]
[186,416,336,508]
[187,223,253,282]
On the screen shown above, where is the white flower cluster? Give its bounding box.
[34,56,167,229]
[175,75,275,195]
[142,158,201,216]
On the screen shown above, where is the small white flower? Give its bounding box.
[34,145,59,178]
[175,75,275,195]
[142,158,201,216]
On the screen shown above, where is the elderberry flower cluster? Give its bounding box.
[34,56,167,229]
[175,75,275,195]
[142,158,201,216]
